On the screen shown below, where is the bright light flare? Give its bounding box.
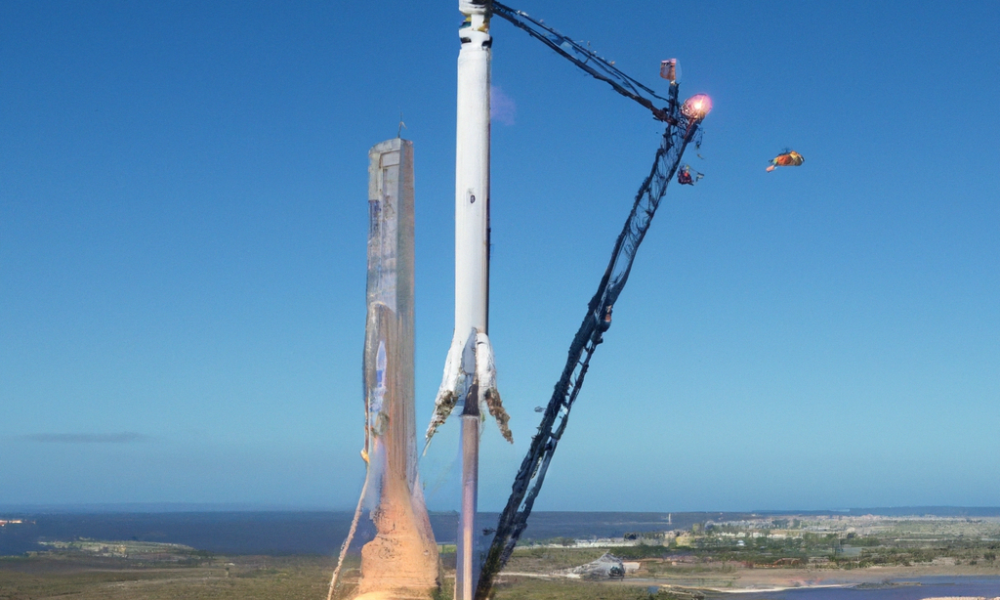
[682,94,712,119]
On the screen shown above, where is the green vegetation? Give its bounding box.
[0,552,331,600]
[2,515,998,600]
[506,546,607,571]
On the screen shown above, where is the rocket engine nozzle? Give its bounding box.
[425,331,512,449]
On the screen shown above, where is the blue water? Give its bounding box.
[0,511,717,555]
[730,576,1000,600]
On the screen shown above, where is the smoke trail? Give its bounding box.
[326,474,370,600]
[490,85,516,125]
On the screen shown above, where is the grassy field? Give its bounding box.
[4,547,998,600]
[0,553,332,600]
[0,551,665,600]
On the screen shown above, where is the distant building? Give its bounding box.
[571,553,626,579]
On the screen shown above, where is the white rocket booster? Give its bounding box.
[426,1,510,447]
[454,4,490,598]
[425,2,513,447]
[455,1,490,348]
[422,2,511,599]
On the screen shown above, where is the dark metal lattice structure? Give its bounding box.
[476,5,708,599]
[492,2,678,123]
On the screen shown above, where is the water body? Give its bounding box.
[728,577,1000,600]
[0,511,712,555]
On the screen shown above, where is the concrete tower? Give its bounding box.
[356,138,439,600]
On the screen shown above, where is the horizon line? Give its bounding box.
[2,503,1000,516]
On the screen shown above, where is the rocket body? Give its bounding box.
[421,4,506,598]
[425,2,509,450]
[455,9,491,344]
[454,3,491,599]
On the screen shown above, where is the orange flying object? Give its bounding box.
[766,150,804,172]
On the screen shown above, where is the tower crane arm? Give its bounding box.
[467,5,711,598]
[475,81,708,599]
[492,2,678,122]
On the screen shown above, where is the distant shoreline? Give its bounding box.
[4,506,1000,517]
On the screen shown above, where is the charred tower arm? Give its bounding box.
[473,7,711,598]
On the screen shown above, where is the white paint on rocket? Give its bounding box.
[424,0,511,451]
[425,330,510,447]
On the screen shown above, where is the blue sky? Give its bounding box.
[2,1,998,512]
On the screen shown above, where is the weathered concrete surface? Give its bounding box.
[357,139,438,599]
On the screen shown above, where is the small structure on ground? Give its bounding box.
[571,552,626,579]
